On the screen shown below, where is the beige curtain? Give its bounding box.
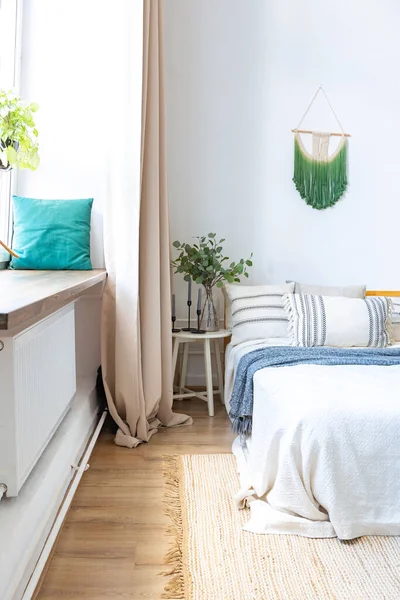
[101,0,192,448]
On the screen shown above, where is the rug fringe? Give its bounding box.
[161,455,186,600]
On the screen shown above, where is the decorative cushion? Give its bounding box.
[284,293,392,348]
[10,196,93,270]
[288,281,366,298]
[224,282,295,346]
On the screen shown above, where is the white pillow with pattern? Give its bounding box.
[287,281,366,298]
[224,283,295,346]
[284,293,392,348]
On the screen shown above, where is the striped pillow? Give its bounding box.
[284,293,393,348]
[224,283,295,346]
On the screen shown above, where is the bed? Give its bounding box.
[224,288,400,540]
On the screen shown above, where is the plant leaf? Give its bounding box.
[0,149,8,167]
[6,146,18,165]
[30,152,40,169]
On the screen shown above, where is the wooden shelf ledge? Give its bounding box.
[0,269,107,331]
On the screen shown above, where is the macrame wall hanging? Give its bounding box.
[292,86,350,210]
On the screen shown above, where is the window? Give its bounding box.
[0,0,20,246]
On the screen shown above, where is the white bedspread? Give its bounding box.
[225,338,289,413]
[228,342,400,539]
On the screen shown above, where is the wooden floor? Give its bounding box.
[35,397,234,599]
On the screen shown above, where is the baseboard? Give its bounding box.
[185,373,218,386]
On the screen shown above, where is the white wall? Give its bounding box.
[164,0,400,324]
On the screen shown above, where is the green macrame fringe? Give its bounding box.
[293,136,348,210]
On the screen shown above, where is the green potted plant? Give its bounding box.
[0,89,40,171]
[172,233,253,331]
[0,89,40,268]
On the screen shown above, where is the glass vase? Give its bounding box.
[201,285,220,332]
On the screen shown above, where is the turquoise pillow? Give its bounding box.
[10,196,93,270]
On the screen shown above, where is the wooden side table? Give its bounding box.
[172,329,231,417]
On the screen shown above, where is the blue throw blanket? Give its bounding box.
[228,346,400,435]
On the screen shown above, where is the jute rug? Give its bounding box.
[162,454,400,600]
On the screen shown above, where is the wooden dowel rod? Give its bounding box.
[0,239,19,258]
[292,129,351,138]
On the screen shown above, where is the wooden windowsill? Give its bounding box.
[0,269,107,331]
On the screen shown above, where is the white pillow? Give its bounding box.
[284,293,392,348]
[224,283,295,346]
[288,282,366,298]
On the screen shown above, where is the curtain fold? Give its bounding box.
[101,0,192,448]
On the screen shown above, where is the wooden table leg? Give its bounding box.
[172,338,180,396]
[214,338,224,405]
[179,342,189,398]
[204,338,214,417]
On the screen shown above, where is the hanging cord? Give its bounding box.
[295,86,346,135]
[296,86,323,130]
[319,87,345,134]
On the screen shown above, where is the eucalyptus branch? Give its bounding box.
[171,233,253,289]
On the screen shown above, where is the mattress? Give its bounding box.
[224,338,289,412]
[227,341,400,538]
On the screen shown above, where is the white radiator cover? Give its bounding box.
[0,304,76,496]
